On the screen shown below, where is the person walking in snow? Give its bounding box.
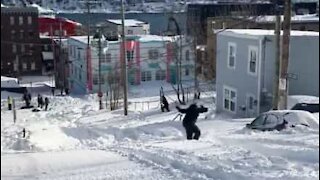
[37,94,44,108]
[7,96,13,110]
[44,97,49,111]
[176,103,208,140]
[161,95,170,112]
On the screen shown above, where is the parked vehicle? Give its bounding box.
[291,103,319,113]
[246,110,319,131]
[287,95,319,113]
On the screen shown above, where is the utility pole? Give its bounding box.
[79,0,100,93]
[272,0,281,110]
[279,0,291,109]
[97,29,103,110]
[121,0,128,115]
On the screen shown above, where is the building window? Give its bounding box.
[21,45,25,53]
[126,51,134,62]
[227,42,236,69]
[141,71,152,81]
[128,30,133,35]
[12,44,17,53]
[148,49,159,60]
[248,46,258,75]
[19,16,23,25]
[101,53,111,63]
[22,63,27,71]
[185,68,190,76]
[93,74,99,85]
[185,50,190,61]
[20,30,24,39]
[10,16,14,25]
[28,16,32,25]
[13,62,18,71]
[29,31,34,38]
[11,30,16,39]
[223,86,237,112]
[31,62,35,70]
[155,70,166,80]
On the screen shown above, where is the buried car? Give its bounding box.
[246,110,319,131]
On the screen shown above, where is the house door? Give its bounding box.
[246,94,257,118]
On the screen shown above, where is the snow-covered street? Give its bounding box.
[1,90,319,180]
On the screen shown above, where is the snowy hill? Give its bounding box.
[1,81,319,179]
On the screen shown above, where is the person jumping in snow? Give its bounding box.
[176,103,208,140]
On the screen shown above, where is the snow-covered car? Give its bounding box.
[246,110,319,131]
[287,95,319,113]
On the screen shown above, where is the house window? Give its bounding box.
[227,42,236,69]
[19,16,23,25]
[12,44,17,53]
[11,30,16,39]
[126,51,134,62]
[44,44,49,51]
[22,63,27,71]
[223,86,237,112]
[20,30,24,39]
[185,68,190,76]
[93,74,99,85]
[102,53,111,63]
[10,16,14,25]
[31,62,36,70]
[155,70,166,80]
[248,46,258,75]
[13,62,18,71]
[148,49,159,60]
[21,45,25,53]
[29,31,34,38]
[27,16,32,25]
[141,71,152,81]
[185,50,190,61]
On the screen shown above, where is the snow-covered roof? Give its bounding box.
[219,29,319,38]
[255,14,319,23]
[70,35,174,45]
[1,76,18,82]
[137,35,174,42]
[107,19,148,26]
[28,3,55,14]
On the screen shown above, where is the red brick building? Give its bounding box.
[1,6,42,77]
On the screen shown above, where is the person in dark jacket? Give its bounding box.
[44,97,49,111]
[161,96,170,112]
[176,103,208,140]
[37,94,44,108]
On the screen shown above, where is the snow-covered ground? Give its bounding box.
[1,82,319,180]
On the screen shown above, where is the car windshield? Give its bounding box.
[251,114,266,126]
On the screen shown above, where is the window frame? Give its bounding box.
[227,42,236,69]
[247,46,259,76]
[27,16,32,25]
[223,85,237,113]
[10,16,15,25]
[19,16,23,25]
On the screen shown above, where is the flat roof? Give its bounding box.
[107,19,148,26]
[219,29,319,38]
[69,35,174,44]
